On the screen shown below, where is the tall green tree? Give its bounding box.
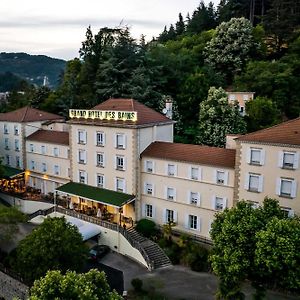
[197,87,246,147]
[11,217,88,283]
[175,13,185,36]
[29,269,121,300]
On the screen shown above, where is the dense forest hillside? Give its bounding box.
[0,52,66,90]
[2,0,299,145]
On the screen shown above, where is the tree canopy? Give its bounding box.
[28,269,121,300]
[11,217,88,283]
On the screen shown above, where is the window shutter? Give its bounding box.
[152,206,156,218]
[163,209,167,223]
[244,173,250,190]
[152,161,155,173]
[83,150,87,163]
[197,193,201,207]
[291,180,297,198]
[278,151,284,167]
[144,183,147,194]
[174,165,177,176]
[173,210,178,223]
[77,151,80,163]
[294,152,299,169]
[276,178,281,195]
[103,133,106,145]
[213,169,217,183]
[173,188,176,201]
[198,167,202,181]
[224,171,229,185]
[123,157,126,170]
[197,217,201,231]
[85,172,88,184]
[246,148,251,164]
[142,204,146,217]
[211,195,216,210]
[123,134,126,149]
[188,167,192,179]
[261,149,266,165]
[222,197,227,209]
[184,214,189,229]
[258,175,263,192]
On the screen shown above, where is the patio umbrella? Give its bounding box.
[97,208,102,218]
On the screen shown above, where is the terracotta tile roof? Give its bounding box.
[0,106,64,123]
[69,98,173,126]
[141,142,236,169]
[238,117,300,146]
[27,130,69,146]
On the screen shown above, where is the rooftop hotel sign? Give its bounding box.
[69,109,137,122]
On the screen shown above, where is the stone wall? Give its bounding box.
[0,271,28,300]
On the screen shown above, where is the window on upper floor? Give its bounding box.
[248,148,265,166]
[97,174,104,188]
[145,204,153,218]
[116,177,125,192]
[42,163,47,172]
[14,125,19,136]
[96,131,105,146]
[116,134,125,149]
[145,183,153,195]
[96,152,104,167]
[54,165,60,175]
[189,192,200,206]
[16,156,20,168]
[215,170,228,185]
[167,164,176,176]
[190,167,200,180]
[116,155,125,170]
[29,143,34,152]
[5,155,10,166]
[78,149,87,164]
[14,139,19,151]
[53,147,59,157]
[279,151,299,170]
[188,215,199,231]
[145,160,154,173]
[166,187,175,200]
[79,170,87,184]
[4,138,9,150]
[165,209,175,223]
[276,178,297,198]
[3,124,8,134]
[41,145,46,155]
[78,130,87,144]
[213,196,227,211]
[30,160,35,170]
[245,173,263,193]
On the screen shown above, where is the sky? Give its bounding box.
[0,0,219,60]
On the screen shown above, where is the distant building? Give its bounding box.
[227,92,255,116]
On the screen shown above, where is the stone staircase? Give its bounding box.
[127,227,172,269]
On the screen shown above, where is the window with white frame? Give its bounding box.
[245,173,263,192]
[41,163,47,172]
[78,150,86,164]
[167,164,176,176]
[5,155,10,166]
[116,134,125,149]
[145,160,153,173]
[29,143,34,152]
[54,165,60,175]
[3,124,8,134]
[96,152,104,167]
[41,145,46,155]
[190,167,199,180]
[279,151,298,169]
[30,160,35,170]
[78,130,86,144]
[248,201,259,209]
[14,125,19,136]
[145,204,153,218]
[189,215,198,230]
[216,170,226,184]
[214,196,226,211]
[53,147,59,157]
[243,94,249,101]
[229,94,236,101]
[277,178,297,198]
[79,170,87,184]
[190,192,200,205]
[145,183,153,195]
[166,209,174,223]
[116,177,125,192]
[4,138,9,150]
[16,156,20,168]
[95,131,104,146]
[281,207,295,218]
[167,187,175,200]
[116,155,125,170]
[14,139,19,151]
[249,148,264,165]
[97,174,104,188]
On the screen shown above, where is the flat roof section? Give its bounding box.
[2,166,25,179]
[56,182,135,208]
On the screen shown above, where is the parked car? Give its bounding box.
[88,245,110,261]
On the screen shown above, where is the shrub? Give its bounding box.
[131,278,143,292]
[136,219,157,238]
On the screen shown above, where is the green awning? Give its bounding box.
[2,166,24,179]
[56,182,135,208]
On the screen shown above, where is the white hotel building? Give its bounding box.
[0,98,299,242]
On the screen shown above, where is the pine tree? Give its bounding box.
[175,13,185,35]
